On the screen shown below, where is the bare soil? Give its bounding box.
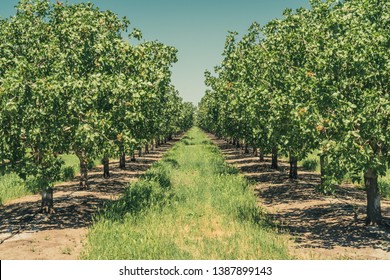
[211,135,390,260]
[2,134,389,260]
[0,140,177,260]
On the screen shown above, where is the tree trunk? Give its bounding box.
[259,150,265,162]
[271,146,278,169]
[232,139,236,146]
[289,153,298,179]
[102,154,110,178]
[244,144,249,154]
[253,147,258,157]
[364,168,382,226]
[236,140,240,149]
[151,140,155,151]
[41,187,54,214]
[320,154,327,186]
[145,143,149,154]
[1,159,4,176]
[79,157,88,189]
[119,151,126,169]
[138,148,142,157]
[131,151,136,162]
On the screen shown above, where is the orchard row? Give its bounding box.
[198,0,389,225]
[0,1,195,198]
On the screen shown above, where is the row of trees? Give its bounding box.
[0,0,194,206]
[198,0,389,225]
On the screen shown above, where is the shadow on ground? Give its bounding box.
[0,139,178,244]
[208,134,390,255]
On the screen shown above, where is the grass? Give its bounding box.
[59,154,80,181]
[0,154,101,205]
[379,171,390,199]
[82,127,291,260]
[299,151,320,172]
[0,173,31,205]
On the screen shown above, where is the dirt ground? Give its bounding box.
[0,140,177,260]
[2,134,390,260]
[210,135,390,260]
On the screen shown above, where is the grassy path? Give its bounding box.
[83,127,290,259]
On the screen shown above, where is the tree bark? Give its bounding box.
[244,144,249,154]
[131,151,136,162]
[119,151,126,169]
[150,140,155,151]
[259,150,265,162]
[138,147,142,157]
[253,147,258,157]
[289,153,298,179]
[155,138,160,148]
[364,168,382,226]
[320,154,327,186]
[271,146,278,169]
[102,154,110,178]
[145,143,149,154]
[41,187,54,214]
[79,157,88,189]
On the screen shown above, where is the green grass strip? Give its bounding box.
[82,127,291,260]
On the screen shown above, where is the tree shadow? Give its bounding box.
[270,204,390,251]
[0,136,180,245]
[0,195,111,236]
[210,135,390,254]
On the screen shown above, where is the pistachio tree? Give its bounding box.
[0,0,191,212]
[199,0,390,225]
[0,0,64,194]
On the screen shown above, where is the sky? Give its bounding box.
[0,0,310,105]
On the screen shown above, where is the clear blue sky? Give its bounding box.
[0,0,310,105]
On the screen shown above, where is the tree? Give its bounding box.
[0,0,188,212]
[0,0,65,204]
[198,0,390,226]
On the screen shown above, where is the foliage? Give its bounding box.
[0,153,93,204]
[0,0,194,195]
[198,0,390,224]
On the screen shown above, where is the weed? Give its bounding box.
[60,166,75,181]
[182,139,194,145]
[301,159,318,171]
[62,247,72,255]
[0,173,31,205]
[82,127,290,260]
[379,181,390,199]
